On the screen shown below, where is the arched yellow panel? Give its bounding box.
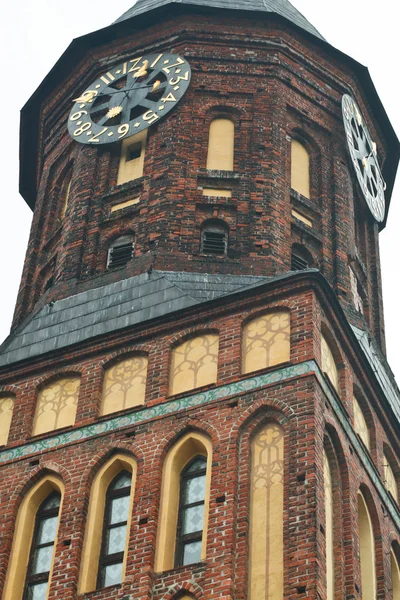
[78,454,137,594]
[242,312,290,375]
[249,423,284,600]
[0,396,14,445]
[291,139,310,198]
[60,169,72,219]
[117,130,147,185]
[358,492,376,600]
[353,397,370,451]
[206,119,234,171]
[391,549,400,600]
[170,334,219,395]
[101,356,148,416]
[32,377,80,436]
[155,432,212,572]
[324,449,334,600]
[384,453,398,503]
[321,334,339,392]
[3,475,64,600]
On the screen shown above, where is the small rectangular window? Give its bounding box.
[127,143,142,162]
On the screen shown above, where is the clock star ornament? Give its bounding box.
[342,94,386,222]
[68,53,191,145]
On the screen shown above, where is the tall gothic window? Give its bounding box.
[353,396,370,450]
[24,492,61,600]
[357,491,376,600]
[98,470,132,588]
[175,456,207,567]
[321,334,339,392]
[59,168,72,219]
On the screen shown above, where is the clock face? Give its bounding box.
[68,52,191,145]
[342,94,386,222]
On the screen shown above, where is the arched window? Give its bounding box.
[170,334,219,395]
[175,456,207,567]
[353,396,370,451]
[383,453,398,503]
[24,492,61,599]
[242,311,290,375]
[107,235,134,269]
[291,139,310,198]
[391,547,400,600]
[98,471,132,588]
[3,475,64,600]
[155,432,212,572]
[248,423,284,599]
[324,449,334,600]
[33,376,80,436]
[291,243,313,271]
[357,491,376,600]
[206,118,234,171]
[200,221,228,256]
[117,130,147,185]
[0,396,14,445]
[78,454,136,594]
[321,334,339,392]
[59,168,72,219]
[101,356,148,416]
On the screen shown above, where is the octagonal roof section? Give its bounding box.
[115,0,325,41]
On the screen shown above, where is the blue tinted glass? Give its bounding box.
[107,525,127,555]
[110,496,130,525]
[183,540,202,565]
[33,546,53,575]
[182,505,204,534]
[103,561,123,587]
[37,516,58,544]
[28,582,48,600]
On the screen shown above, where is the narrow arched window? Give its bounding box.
[291,243,313,271]
[98,470,132,589]
[291,139,310,198]
[206,119,234,170]
[0,396,14,445]
[200,221,228,256]
[24,492,61,599]
[107,235,134,269]
[353,396,370,450]
[175,456,207,567]
[384,453,398,503]
[321,334,339,392]
[391,548,400,600]
[117,130,147,185]
[60,169,72,219]
[357,492,376,600]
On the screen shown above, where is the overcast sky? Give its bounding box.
[0,1,399,380]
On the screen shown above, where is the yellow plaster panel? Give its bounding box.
[0,396,14,445]
[358,492,376,600]
[170,335,218,395]
[155,432,212,572]
[353,397,370,450]
[33,377,80,436]
[111,197,140,212]
[291,140,310,198]
[202,188,232,197]
[324,450,334,600]
[291,209,313,227]
[391,549,400,600]
[117,130,147,185]
[242,312,290,375]
[384,454,398,502]
[3,475,64,600]
[321,335,339,392]
[249,423,284,600]
[206,119,234,170]
[78,454,137,594]
[60,171,72,219]
[101,356,148,416]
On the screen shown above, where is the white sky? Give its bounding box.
[0,1,399,380]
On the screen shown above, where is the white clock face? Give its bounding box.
[342,94,386,222]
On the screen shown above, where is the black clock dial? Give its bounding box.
[68,53,191,145]
[342,94,386,222]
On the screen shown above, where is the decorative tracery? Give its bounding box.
[242,312,290,374]
[101,356,148,415]
[170,335,219,395]
[33,377,80,435]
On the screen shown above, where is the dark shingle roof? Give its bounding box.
[115,0,325,41]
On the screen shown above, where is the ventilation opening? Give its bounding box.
[107,236,134,269]
[200,222,228,256]
[127,142,142,162]
[291,253,309,270]
[291,244,313,271]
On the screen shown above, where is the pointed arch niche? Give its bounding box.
[357,491,376,600]
[78,453,137,594]
[155,431,212,572]
[3,475,64,600]
[321,332,339,393]
[248,422,284,600]
[324,448,334,600]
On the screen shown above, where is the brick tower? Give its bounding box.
[1,1,400,599]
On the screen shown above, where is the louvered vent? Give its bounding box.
[107,237,134,269]
[291,253,309,271]
[201,230,227,255]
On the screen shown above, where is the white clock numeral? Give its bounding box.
[88,127,109,143]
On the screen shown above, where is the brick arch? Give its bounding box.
[7,464,67,516]
[98,344,152,369]
[78,443,144,492]
[0,384,19,396]
[168,326,220,349]
[290,126,323,157]
[160,581,203,599]
[35,369,84,390]
[153,420,220,466]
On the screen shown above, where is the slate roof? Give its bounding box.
[0,271,270,367]
[115,0,325,41]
